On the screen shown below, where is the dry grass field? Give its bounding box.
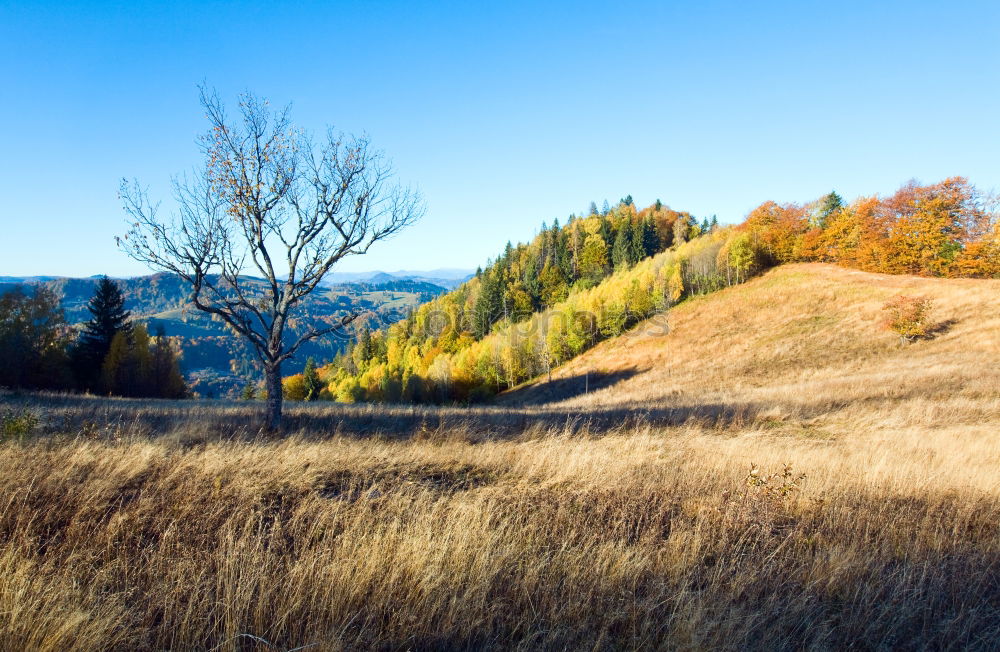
[1,263,999,650]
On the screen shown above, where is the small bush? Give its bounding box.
[1,408,39,442]
[881,295,933,343]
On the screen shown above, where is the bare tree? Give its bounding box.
[118,87,423,428]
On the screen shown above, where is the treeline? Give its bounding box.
[283,198,715,403]
[0,277,187,398]
[283,177,999,405]
[740,176,999,278]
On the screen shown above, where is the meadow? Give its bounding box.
[1,263,999,650]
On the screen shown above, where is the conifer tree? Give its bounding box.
[813,191,844,229]
[472,270,504,339]
[629,218,646,263]
[73,277,131,391]
[642,217,659,257]
[599,214,613,246]
[612,221,632,270]
[303,357,321,401]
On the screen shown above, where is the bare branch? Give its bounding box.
[118,87,423,428]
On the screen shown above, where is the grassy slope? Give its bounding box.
[2,263,1000,649]
[504,262,1000,434]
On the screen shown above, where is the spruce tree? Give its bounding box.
[598,215,613,246]
[73,277,131,391]
[814,191,844,229]
[612,221,632,270]
[629,218,645,263]
[556,226,573,281]
[472,270,503,339]
[642,217,659,257]
[303,357,321,401]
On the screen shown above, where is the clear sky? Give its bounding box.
[2,0,998,277]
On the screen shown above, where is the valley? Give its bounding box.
[0,272,463,396]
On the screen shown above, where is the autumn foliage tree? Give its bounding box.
[881,295,933,344]
[100,324,187,398]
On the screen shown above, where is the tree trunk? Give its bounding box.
[264,362,283,431]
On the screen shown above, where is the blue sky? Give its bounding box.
[1,0,998,277]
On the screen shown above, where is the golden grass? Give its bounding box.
[517,263,1000,428]
[1,263,999,649]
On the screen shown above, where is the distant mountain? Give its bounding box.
[0,275,67,283]
[0,272,450,397]
[390,268,474,280]
[323,269,474,289]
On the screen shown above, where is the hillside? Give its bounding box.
[0,273,450,396]
[307,177,998,407]
[503,263,1000,434]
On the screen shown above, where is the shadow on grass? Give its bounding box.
[0,388,783,444]
[923,318,958,339]
[501,369,640,406]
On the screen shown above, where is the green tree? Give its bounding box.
[629,218,646,263]
[72,277,131,390]
[642,217,659,257]
[612,221,633,270]
[352,326,373,371]
[473,269,504,338]
[303,357,321,401]
[813,191,844,229]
